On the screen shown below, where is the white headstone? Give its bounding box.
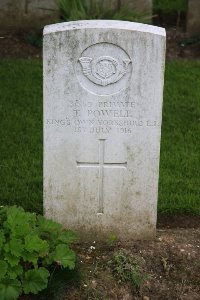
[43,20,166,240]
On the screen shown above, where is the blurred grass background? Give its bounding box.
[0,60,199,214]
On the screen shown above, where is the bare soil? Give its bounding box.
[0,31,41,59]
[157,215,200,229]
[20,226,200,300]
[65,228,200,300]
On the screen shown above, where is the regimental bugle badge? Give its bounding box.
[79,56,131,86]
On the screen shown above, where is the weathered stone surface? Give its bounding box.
[121,0,152,15]
[187,0,200,35]
[43,20,166,241]
[0,0,58,31]
[0,0,152,31]
[87,0,152,15]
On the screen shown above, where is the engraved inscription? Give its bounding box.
[76,43,132,96]
[46,98,160,134]
[77,139,127,214]
[79,56,131,86]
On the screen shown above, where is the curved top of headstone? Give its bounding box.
[43,20,166,36]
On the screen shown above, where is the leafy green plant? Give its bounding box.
[154,0,187,13]
[26,33,43,48]
[153,0,187,27]
[108,250,148,292]
[0,205,78,299]
[106,234,118,247]
[58,0,151,23]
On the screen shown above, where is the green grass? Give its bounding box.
[159,61,200,214]
[0,60,43,213]
[0,60,199,215]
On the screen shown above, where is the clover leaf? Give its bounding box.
[0,279,22,300]
[25,235,49,256]
[53,244,76,269]
[0,261,8,279]
[0,206,77,298]
[23,267,50,294]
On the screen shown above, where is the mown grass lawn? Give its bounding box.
[0,59,199,215]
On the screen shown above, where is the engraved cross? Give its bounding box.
[77,139,127,214]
